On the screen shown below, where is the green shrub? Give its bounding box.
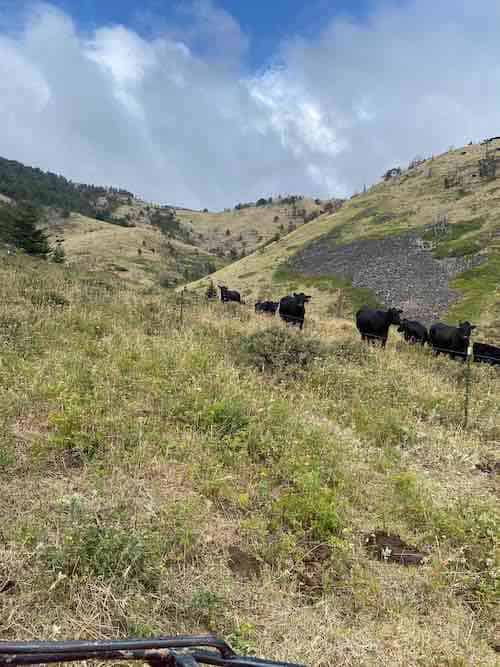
[239,327,327,375]
[201,399,249,438]
[43,522,149,581]
[51,244,66,264]
[271,470,342,541]
[47,406,104,464]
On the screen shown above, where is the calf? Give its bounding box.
[277,293,311,330]
[218,285,244,304]
[255,300,279,315]
[355,306,403,348]
[472,341,500,366]
[397,319,428,345]
[428,321,476,360]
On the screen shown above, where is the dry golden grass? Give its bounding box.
[175,198,323,253]
[48,214,221,288]
[0,255,498,666]
[114,196,325,259]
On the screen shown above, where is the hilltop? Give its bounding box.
[187,141,500,342]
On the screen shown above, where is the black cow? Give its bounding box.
[218,285,244,304]
[397,319,428,346]
[277,293,311,330]
[428,321,476,360]
[255,300,279,315]
[472,341,500,366]
[355,306,403,347]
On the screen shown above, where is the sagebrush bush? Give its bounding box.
[239,326,327,375]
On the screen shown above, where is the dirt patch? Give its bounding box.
[227,546,262,579]
[287,232,485,323]
[298,544,333,596]
[0,578,17,594]
[365,531,428,565]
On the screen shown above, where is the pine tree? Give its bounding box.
[5,204,51,257]
[12,204,51,258]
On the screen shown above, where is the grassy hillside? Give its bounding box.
[175,197,326,255]
[48,214,224,289]
[114,196,328,261]
[0,254,498,665]
[187,142,500,341]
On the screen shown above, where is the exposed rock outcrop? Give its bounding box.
[287,232,485,323]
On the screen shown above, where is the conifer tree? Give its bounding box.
[0,204,51,257]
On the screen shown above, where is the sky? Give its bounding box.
[0,0,499,210]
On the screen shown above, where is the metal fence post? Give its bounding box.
[336,290,344,319]
[179,288,185,326]
[464,347,472,429]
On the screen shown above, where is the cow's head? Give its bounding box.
[458,321,477,337]
[293,292,312,305]
[388,308,403,325]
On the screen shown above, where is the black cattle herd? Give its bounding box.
[215,284,500,365]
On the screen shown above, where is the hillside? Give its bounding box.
[187,141,500,342]
[0,253,498,665]
[0,156,133,218]
[0,155,336,288]
[115,195,329,260]
[47,214,224,289]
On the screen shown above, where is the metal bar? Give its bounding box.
[0,649,172,666]
[0,637,234,659]
[192,652,305,667]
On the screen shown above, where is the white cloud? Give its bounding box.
[0,1,499,209]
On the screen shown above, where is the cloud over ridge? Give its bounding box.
[0,0,499,209]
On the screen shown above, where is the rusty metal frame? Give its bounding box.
[0,635,305,667]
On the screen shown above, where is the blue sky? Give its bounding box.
[0,0,498,209]
[38,0,385,69]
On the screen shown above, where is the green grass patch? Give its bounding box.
[447,253,500,322]
[423,219,485,258]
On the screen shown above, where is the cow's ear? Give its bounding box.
[471,325,477,330]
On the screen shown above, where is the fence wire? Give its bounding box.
[173,291,499,431]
